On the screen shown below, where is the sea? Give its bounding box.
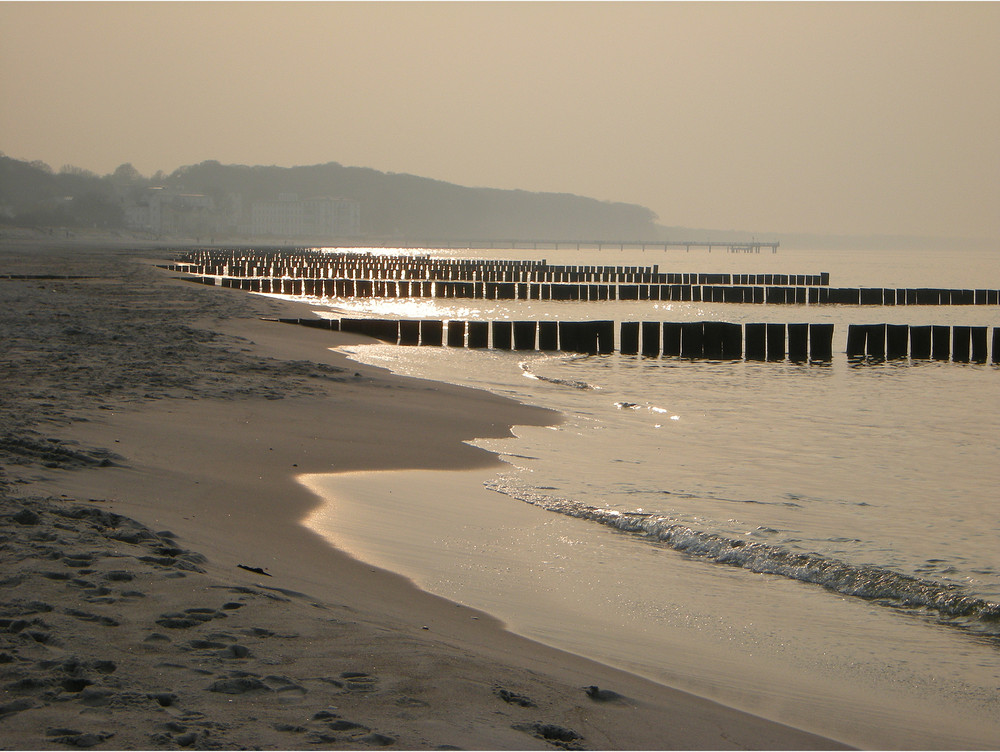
[290,245,999,749]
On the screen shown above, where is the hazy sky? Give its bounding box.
[1,2,998,239]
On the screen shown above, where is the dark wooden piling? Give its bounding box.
[596,321,615,354]
[952,326,972,363]
[620,322,640,355]
[809,323,834,362]
[681,322,704,359]
[909,326,932,359]
[766,323,785,361]
[538,321,559,351]
[558,321,581,353]
[513,321,537,351]
[467,321,489,349]
[787,323,809,362]
[641,321,661,357]
[865,324,886,360]
[720,322,742,360]
[932,325,951,360]
[663,323,682,357]
[846,324,866,358]
[745,323,767,361]
[579,322,601,355]
[492,321,513,350]
[702,321,724,360]
[447,320,466,347]
[971,326,988,363]
[886,324,909,360]
[399,320,421,346]
[420,320,444,347]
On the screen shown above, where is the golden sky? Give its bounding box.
[1,1,998,239]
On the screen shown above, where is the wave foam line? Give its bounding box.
[485,479,1000,635]
[519,360,597,390]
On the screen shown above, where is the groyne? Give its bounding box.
[164,249,998,307]
[278,317,1000,365]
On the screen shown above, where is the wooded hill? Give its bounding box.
[0,155,660,241]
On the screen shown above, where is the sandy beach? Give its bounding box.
[0,233,846,750]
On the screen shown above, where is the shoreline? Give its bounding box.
[0,239,846,749]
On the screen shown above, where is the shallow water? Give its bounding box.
[297,246,1000,748]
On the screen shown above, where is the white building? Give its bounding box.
[249,194,360,238]
[124,188,216,235]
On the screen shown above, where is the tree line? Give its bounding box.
[0,154,660,241]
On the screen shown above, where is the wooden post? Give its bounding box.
[597,321,616,354]
[399,320,421,346]
[971,326,988,363]
[809,323,834,362]
[846,324,866,358]
[909,325,931,359]
[558,321,580,353]
[663,322,682,357]
[766,323,785,361]
[620,322,640,355]
[420,320,443,347]
[720,322,742,360]
[886,324,909,360]
[745,323,767,361]
[952,326,971,362]
[492,321,513,350]
[866,324,886,360]
[641,321,661,357]
[467,321,489,349]
[787,323,808,362]
[932,325,951,360]
[538,321,559,351]
[447,320,466,347]
[702,321,724,360]
[513,321,537,351]
[681,322,704,359]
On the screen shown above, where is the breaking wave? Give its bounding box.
[519,359,597,390]
[485,478,1000,638]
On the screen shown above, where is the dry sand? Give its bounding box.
[0,233,847,750]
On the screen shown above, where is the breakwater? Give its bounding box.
[276,317,1000,364]
[164,248,999,306]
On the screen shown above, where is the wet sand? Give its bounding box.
[0,233,847,749]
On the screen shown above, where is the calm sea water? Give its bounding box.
[296,246,1000,748]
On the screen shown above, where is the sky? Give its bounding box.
[1,1,998,240]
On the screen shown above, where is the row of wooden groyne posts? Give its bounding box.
[276,316,1000,365]
[163,249,1000,306]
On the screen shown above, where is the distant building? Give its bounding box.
[124,188,216,235]
[249,194,360,238]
